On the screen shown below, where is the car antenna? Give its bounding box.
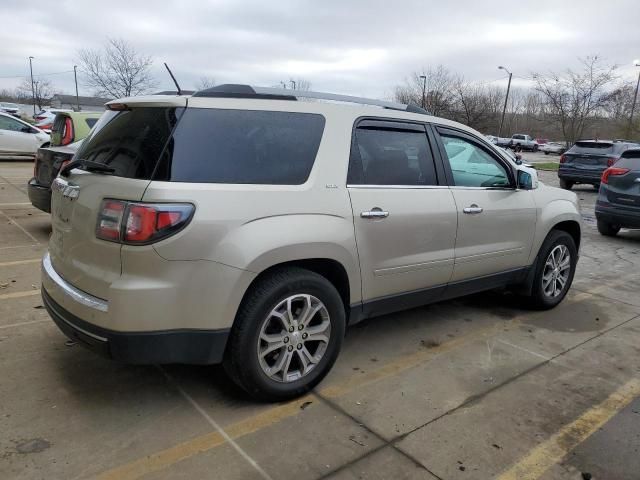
[164,62,182,95]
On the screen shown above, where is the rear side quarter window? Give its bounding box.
[158,109,325,185]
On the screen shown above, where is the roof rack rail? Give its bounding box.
[192,84,430,114]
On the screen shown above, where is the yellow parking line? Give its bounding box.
[0,290,39,301]
[0,258,41,268]
[91,279,633,480]
[95,394,313,480]
[496,378,640,480]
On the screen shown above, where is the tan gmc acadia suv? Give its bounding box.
[42,84,582,401]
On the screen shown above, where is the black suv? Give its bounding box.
[558,140,639,190]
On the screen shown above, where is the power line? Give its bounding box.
[0,69,74,79]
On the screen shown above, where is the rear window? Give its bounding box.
[617,150,640,169]
[570,141,614,154]
[154,109,325,184]
[75,107,181,179]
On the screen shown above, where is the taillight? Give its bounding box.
[59,159,71,174]
[606,157,617,167]
[95,200,194,245]
[96,200,126,240]
[61,117,74,145]
[601,167,630,184]
[559,154,567,163]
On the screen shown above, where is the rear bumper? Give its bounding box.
[558,169,603,184]
[43,288,229,365]
[27,178,51,213]
[595,205,640,229]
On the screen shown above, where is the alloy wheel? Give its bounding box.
[257,294,331,383]
[542,245,571,298]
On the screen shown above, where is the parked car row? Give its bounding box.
[0,102,21,117]
[0,111,50,160]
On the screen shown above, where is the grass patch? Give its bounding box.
[533,162,559,171]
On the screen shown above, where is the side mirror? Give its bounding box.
[517,166,538,190]
[21,126,32,133]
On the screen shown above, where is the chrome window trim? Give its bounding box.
[42,252,109,313]
[346,184,448,190]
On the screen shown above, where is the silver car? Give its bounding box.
[42,85,582,401]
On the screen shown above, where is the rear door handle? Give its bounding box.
[463,204,483,214]
[361,208,389,219]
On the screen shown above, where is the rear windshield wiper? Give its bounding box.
[60,159,115,177]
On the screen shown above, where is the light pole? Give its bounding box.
[73,65,80,111]
[498,65,512,137]
[419,75,427,109]
[290,79,296,90]
[627,60,640,139]
[28,56,35,116]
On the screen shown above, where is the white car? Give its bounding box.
[0,102,21,117]
[0,112,50,159]
[539,142,566,155]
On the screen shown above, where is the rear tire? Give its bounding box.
[544,151,549,155]
[527,230,577,310]
[597,220,620,237]
[559,178,574,190]
[224,267,345,402]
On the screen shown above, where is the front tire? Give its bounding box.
[544,151,549,155]
[224,267,345,402]
[597,220,620,237]
[559,178,574,190]
[527,230,577,310]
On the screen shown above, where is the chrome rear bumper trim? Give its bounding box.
[42,252,109,313]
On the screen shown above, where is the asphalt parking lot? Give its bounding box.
[1,158,639,480]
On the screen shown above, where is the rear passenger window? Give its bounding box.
[348,125,437,186]
[158,109,325,184]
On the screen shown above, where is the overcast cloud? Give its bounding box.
[1,0,639,99]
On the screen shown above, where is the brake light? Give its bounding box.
[606,157,617,167]
[95,200,194,244]
[61,117,74,145]
[559,154,567,163]
[601,167,630,184]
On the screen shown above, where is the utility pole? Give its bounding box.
[28,56,35,116]
[280,81,287,89]
[290,79,296,90]
[498,65,512,137]
[419,75,427,109]
[627,60,640,139]
[73,65,80,111]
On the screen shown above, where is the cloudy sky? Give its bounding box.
[1,0,639,99]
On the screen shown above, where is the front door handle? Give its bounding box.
[463,204,483,214]
[361,207,389,219]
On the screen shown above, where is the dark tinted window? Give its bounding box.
[617,150,640,169]
[348,126,437,185]
[156,109,325,184]
[85,118,98,128]
[571,141,614,154]
[76,108,180,179]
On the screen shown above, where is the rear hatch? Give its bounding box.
[603,152,640,210]
[49,99,185,297]
[562,141,621,173]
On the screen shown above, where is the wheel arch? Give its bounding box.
[235,258,354,326]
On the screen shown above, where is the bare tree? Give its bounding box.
[196,76,216,90]
[532,56,617,145]
[17,77,54,110]
[395,65,457,116]
[78,38,157,98]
